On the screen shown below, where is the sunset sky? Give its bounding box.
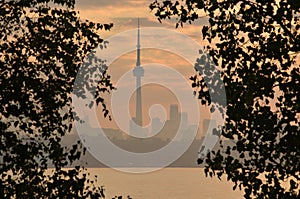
[75,0,207,39]
[73,0,215,135]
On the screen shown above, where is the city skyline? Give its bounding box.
[129,19,146,136]
[92,20,213,134]
[73,0,214,133]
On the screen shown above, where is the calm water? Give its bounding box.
[88,168,243,199]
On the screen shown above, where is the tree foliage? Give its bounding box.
[0,0,114,198]
[150,0,300,198]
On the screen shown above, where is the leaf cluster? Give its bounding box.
[0,0,114,198]
[151,0,300,198]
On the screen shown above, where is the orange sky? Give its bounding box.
[75,0,208,42]
[73,0,215,135]
[68,1,298,195]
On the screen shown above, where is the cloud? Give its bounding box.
[76,0,126,8]
[76,0,152,9]
[75,0,208,44]
[72,1,214,132]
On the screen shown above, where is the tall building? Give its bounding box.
[170,104,180,122]
[202,119,217,136]
[181,112,188,131]
[130,19,146,136]
[155,104,187,141]
[151,117,164,134]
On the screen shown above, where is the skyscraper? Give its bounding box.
[130,19,145,136]
[170,104,179,122]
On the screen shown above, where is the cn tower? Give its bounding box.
[132,18,144,127]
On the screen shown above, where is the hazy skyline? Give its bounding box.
[72,2,216,134]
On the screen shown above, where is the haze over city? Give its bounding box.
[1,0,298,198]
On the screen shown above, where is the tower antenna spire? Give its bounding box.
[136,18,141,67]
[131,18,144,132]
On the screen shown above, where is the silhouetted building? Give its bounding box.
[151,117,164,134]
[130,19,147,137]
[181,112,188,131]
[155,104,190,141]
[102,128,127,140]
[170,104,180,122]
[202,119,217,135]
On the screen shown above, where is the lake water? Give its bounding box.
[88,168,243,199]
